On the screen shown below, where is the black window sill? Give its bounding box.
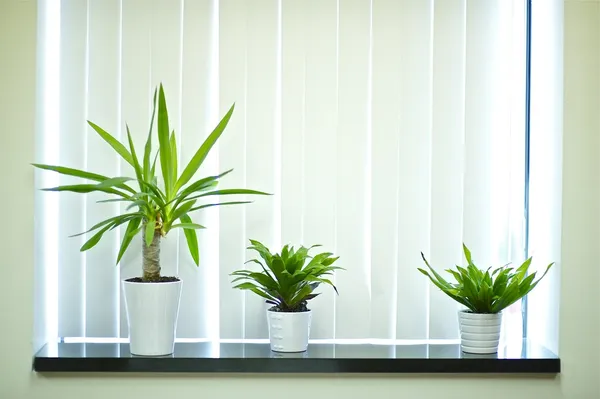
[33,339,560,374]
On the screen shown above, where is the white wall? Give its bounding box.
[0,0,598,398]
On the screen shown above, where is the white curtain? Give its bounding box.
[40,0,527,341]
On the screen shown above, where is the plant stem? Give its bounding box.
[142,222,161,281]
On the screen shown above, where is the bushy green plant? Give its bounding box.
[418,244,553,314]
[33,84,269,281]
[231,239,344,312]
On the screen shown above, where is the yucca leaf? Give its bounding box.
[170,222,205,230]
[96,177,136,189]
[80,223,114,252]
[174,103,235,193]
[170,130,177,186]
[87,121,134,167]
[188,201,252,213]
[169,200,196,226]
[143,88,157,181]
[42,184,130,198]
[144,220,156,247]
[179,214,199,266]
[126,124,144,188]
[96,198,132,204]
[32,163,108,182]
[139,181,166,206]
[116,217,142,264]
[126,199,152,212]
[195,188,271,199]
[69,212,142,237]
[157,84,173,199]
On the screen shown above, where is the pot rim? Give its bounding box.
[458,309,502,315]
[266,308,312,314]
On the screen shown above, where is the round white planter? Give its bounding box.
[122,279,182,356]
[458,310,502,354]
[266,309,312,353]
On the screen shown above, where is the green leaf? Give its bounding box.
[87,120,134,167]
[179,214,199,266]
[126,124,144,187]
[174,103,235,193]
[42,184,130,198]
[69,213,142,237]
[116,218,142,264]
[145,220,156,247]
[170,223,205,230]
[189,201,252,213]
[143,88,158,181]
[169,200,196,226]
[195,188,272,198]
[80,223,114,252]
[96,177,136,189]
[170,131,178,187]
[463,243,474,265]
[32,163,108,182]
[157,84,173,199]
[233,282,278,303]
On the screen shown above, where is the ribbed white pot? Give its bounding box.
[266,309,312,353]
[458,310,502,354]
[122,279,182,356]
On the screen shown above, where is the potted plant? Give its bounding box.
[33,84,269,356]
[231,239,343,352]
[418,244,554,354]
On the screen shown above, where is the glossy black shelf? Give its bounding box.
[33,339,560,374]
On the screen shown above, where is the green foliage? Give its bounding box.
[33,84,270,268]
[418,244,554,314]
[231,239,344,312]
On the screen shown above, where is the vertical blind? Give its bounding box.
[42,0,527,341]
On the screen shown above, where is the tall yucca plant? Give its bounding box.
[33,84,269,281]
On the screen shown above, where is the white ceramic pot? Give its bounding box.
[266,309,312,352]
[122,279,182,356]
[458,310,502,354]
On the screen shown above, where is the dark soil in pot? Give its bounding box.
[126,276,180,283]
[268,302,310,313]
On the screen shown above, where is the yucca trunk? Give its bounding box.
[142,222,161,281]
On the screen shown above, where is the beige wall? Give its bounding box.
[0,0,598,398]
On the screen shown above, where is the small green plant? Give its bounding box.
[418,244,553,314]
[231,239,344,312]
[33,84,269,282]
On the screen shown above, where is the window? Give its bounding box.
[37,0,530,345]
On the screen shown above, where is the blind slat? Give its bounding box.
[243,0,279,339]
[119,0,153,339]
[334,0,372,339]
[300,0,338,339]
[85,0,121,337]
[395,0,433,340]
[370,0,403,339]
[281,0,306,247]
[57,0,88,338]
[218,0,249,339]
[177,0,215,339]
[428,0,467,340]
